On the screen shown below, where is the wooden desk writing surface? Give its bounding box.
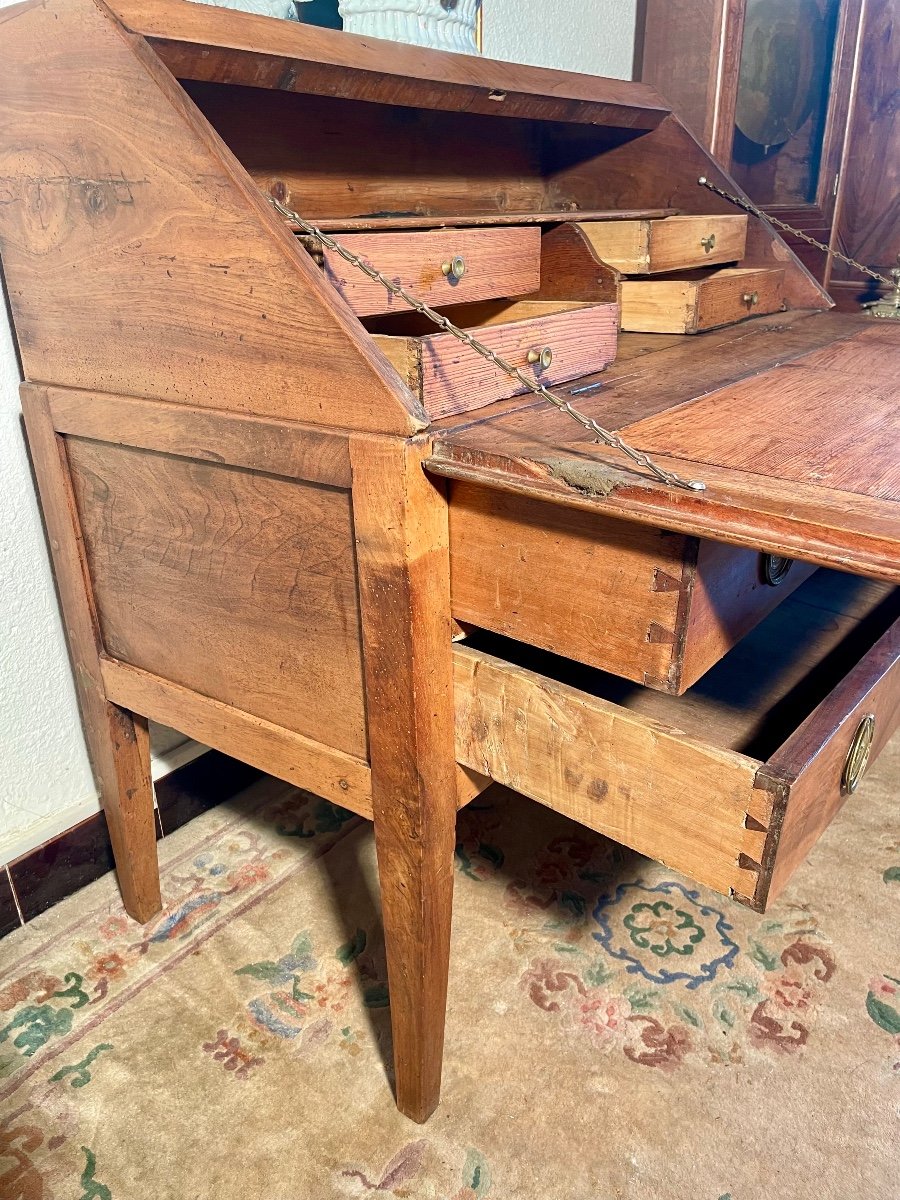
[1,0,898,1123]
[429,313,900,582]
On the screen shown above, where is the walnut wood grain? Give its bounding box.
[448,480,690,688]
[350,436,458,1123]
[188,80,552,223]
[546,114,828,309]
[67,438,369,757]
[454,643,767,899]
[0,0,419,433]
[529,223,621,305]
[430,316,900,581]
[101,657,374,817]
[449,482,820,694]
[20,388,161,923]
[636,0,746,158]
[680,542,817,691]
[828,0,899,292]
[760,611,900,906]
[113,0,670,129]
[303,210,678,233]
[43,385,352,487]
[623,342,900,501]
[431,310,866,436]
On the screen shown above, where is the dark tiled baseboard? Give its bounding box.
[0,869,22,939]
[1,751,262,937]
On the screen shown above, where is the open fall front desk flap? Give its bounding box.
[427,312,900,583]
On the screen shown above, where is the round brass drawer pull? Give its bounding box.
[527,346,553,369]
[441,255,466,280]
[700,233,717,253]
[743,290,760,306]
[842,713,876,794]
[760,554,793,586]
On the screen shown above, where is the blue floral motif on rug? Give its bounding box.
[592,880,739,990]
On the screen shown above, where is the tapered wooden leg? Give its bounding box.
[93,703,161,923]
[21,386,162,923]
[371,785,456,1122]
[351,434,458,1122]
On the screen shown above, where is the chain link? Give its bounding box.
[270,198,707,493]
[698,176,894,287]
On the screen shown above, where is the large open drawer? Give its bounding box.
[453,572,900,911]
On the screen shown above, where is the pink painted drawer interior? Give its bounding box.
[369,299,619,420]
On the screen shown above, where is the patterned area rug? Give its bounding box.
[2,738,899,1200]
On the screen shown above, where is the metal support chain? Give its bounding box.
[698,176,894,287]
[270,197,707,493]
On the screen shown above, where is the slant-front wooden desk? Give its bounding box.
[2,0,898,1121]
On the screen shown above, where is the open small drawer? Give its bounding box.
[579,214,749,274]
[453,572,900,911]
[317,225,542,317]
[369,299,618,421]
[619,266,787,333]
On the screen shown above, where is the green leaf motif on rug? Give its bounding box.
[235,930,315,985]
[0,1004,74,1057]
[79,1147,112,1200]
[235,961,286,982]
[363,983,390,1009]
[276,800,355,839]
[623,984,657,1013]
[623,900,706,958]
[883,866,900,883]
[462,1148,492,1197]
[748,940,779,971]
[336,928,367,965]
[866,991,900,1035]
[676,1005,702,1029]
[0,970,93,1059]
[53,972,90,1009]
[50,1043,113,1089]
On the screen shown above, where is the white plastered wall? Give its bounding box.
[483,0,636,77]
[0,0,637,862]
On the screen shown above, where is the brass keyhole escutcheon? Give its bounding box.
[700,233,717,253]
[441,255,466,280]
[527,346,553,369]
[842,713,876,794]
[743,291,760,306]
[760,554,793,586]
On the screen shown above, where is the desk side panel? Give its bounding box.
[66,435,370,760]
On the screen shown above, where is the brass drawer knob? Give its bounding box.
[700,233,717,253]
[743,290,760,306]
[441,255,466,280]
[842,713,876,794]
[760,554,793,586]
[527,346,553,369]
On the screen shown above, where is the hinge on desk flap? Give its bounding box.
[270,196,708,494]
